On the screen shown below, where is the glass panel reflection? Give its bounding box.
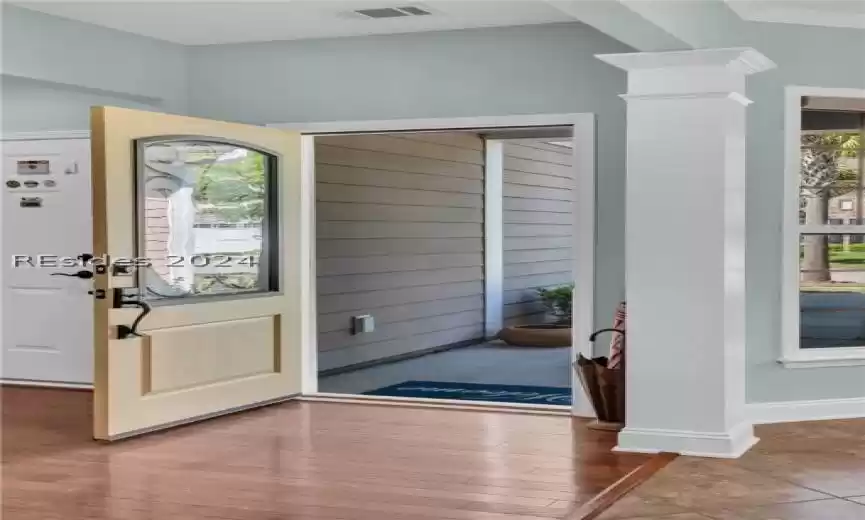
[800,132,862,227]
[800,233,865,348]
[139,139,273,301]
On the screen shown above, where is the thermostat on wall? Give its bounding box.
[17,160,50,175]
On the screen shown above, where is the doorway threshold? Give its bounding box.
[299,392,573,416]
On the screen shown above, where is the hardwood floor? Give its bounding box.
[1,387,649,520]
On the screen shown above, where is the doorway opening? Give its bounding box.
[1,113,595,418]
[273,114,596,414]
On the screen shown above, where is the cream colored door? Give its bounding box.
[90,107,303,440]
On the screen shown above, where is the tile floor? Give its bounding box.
[598,419,865,519]
[319,341,572,395]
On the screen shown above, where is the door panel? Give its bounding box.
[90,107,302,440]
[1,139,93,384]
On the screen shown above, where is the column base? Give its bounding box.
[613,422,759,458]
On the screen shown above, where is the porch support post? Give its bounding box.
[596,48,775,458]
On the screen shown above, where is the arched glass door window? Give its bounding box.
[135,137,279,302]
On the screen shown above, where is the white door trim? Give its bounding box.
[483,140,504,339]
[269,113,596,417]
[274,114,585,135]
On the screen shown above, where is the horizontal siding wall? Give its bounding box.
[502,140,575,327]
[316,133,486,371]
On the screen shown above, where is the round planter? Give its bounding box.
[498,324,572,347]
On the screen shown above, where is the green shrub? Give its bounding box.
[537,284,574,324]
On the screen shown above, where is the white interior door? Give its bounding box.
[2,138,93,384]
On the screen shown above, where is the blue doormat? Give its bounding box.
[364,380,572,405]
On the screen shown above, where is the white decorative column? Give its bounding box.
[596,48,775,458]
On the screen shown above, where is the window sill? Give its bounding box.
[780,348,865,369]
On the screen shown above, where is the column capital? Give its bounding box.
[596,47,776,75]
[596,47,776,98]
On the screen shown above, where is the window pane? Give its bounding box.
[138,139,275,302]
[800,233,865,348]
[800,134,863,227]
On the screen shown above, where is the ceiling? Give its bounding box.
[11,1,577,45]
[11,0,863,47]
[725,0,865,30]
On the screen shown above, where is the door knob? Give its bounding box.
[51,270,94,279]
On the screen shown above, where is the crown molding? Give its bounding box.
[1,130,90,141]
[725,0,865,31]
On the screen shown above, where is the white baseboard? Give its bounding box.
[0,379,93,390]
[614,422,759,459]
[747,397,865,425]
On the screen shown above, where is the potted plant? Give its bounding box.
[498,283,574,347]
[537,284,573,325]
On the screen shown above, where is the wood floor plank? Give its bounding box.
[1,387,649,520]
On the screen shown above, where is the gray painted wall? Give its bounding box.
[316,133,486,371]
[738,22,865,402]
[183,19,865,402]
[502,140,575,326]
[186,23,633,353]
[1,4,187,133]
[1,76,159,133]
[15,7,858,404]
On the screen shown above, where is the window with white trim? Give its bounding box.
[797,96,865,350]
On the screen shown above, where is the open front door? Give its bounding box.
[90,107,303,440]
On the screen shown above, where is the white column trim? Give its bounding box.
[596,47,777,75]
[615,423,759,459]
[484,140,504,339]
[598,48,773,458]
[620,92,753,105]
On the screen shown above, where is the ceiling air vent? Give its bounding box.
[354,6,432,19]
[396,6,432,16]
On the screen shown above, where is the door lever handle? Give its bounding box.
[51,270,94,279]
[117,298,151,339]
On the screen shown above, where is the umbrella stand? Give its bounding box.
[575,327,626,432]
